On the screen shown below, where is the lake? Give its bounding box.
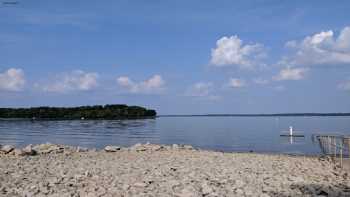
[0,116,349,155]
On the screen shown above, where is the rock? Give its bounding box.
[235,180,245,188]
[122,184,130,191]
[33,143,63,154]
[235,189,244,195]
[245,189,254,196]
[48,177,61,187]
[201,183,214,195]
[104,146,121,152]
[168,180,181,187]
[179,186,197,197]
[23,144,37,155]
[151,144,163,151]
[84,170,92,177]
[260,194,271,197]
[133,182,148,187]
[289,176,304,183]
[14,149,25,156]
[130,143,147,152]
[76,146,88,152]
[183,145,194,150]
[262,185,275,193]
[0,145,14,154]
[316,187,329,196]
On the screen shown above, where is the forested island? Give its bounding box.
[0,105,156,120]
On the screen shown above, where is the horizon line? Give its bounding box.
[158,112,350,117]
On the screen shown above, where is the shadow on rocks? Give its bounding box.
[267,183,350,197]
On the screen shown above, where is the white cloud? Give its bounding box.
[210,35,266,69]
[42,70,98,93]
[227,78,246,88]
[186,82,213,97]
[0,68,25,91]
[273,67,308,81]
[253,78,269,85]
[338,80,350,91]
[285,26,350,66]
[117,74,165,94]
[185,82,220,100]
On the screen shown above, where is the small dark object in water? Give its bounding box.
[249,150,254,153]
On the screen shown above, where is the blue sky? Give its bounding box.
[1,0,350,114]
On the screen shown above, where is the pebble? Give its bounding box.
[133,182,148,188]
[104,146,121,152]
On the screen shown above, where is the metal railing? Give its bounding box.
[312,134,350,168]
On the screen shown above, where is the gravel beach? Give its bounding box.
[0,143,349,197]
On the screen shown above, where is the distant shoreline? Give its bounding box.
[159,113,350,117]
[1,113,350,121]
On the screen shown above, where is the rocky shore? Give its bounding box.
[0,143,349,197]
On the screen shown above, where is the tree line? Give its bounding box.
[0,105,157,120]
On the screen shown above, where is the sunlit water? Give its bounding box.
[0,116,349,155]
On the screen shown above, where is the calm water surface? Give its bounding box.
[0,116,349,155]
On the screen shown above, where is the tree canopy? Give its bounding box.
[0,105,157,120]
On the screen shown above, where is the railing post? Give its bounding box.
[347,137,350,158]
[340,142,343,168]
[334,137,337,158]
[328,136,331,154]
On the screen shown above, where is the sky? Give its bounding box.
[1,0,350,114]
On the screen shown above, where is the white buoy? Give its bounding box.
[280,126,304,137]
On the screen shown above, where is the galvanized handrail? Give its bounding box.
[313,134,350,168]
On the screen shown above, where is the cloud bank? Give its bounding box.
[185,82,220,100]
[285,26,350,66]
[0,68,25,91]
[273,67,308,81]
[227,78,246,88]
[210,36,266,69]
[42,70,98,93]
[117,74,165,94]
